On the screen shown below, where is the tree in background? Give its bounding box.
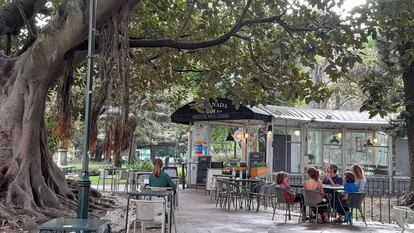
[351,0,414,202]
[0,0,368,229]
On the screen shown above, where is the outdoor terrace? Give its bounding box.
[94,184,408,233]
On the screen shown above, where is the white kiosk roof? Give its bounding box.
[260,105,393,129]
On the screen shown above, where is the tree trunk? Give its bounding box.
[404,61,414,192]
[0,0,134,229]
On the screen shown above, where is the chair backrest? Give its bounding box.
[127,171,136,181]
[302,189,323,205]
[250,181,265,193]
[216,179,226,193]
[223,180,234,193]
[132,199,165,221]
[163,167,178,177]
[138,174,150,184]
[265,184,277,197]
[274,186,288,204]
[258,183,271,195]
[347,192,365,208]
[98,169,109,178]
[118,170,128,179]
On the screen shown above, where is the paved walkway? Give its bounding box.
[175,189,403,233]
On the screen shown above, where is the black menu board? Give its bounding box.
[197,156,211,184]
[249,152,266,167]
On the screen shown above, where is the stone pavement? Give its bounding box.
[175,189,403,233]
[96,185,405,233]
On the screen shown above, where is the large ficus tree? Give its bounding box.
[0,0,139,229]
[0,0,365,230]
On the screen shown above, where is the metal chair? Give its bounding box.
[215,179,227,208]
[145,186,176,233]
[124,170,137,192]
[274,186,302,223]
[302,189,330,225]
[163,167,178,177]
[114,169,128,191]
[344,192,367,226]
[245,181,265,211]
[137,174,150,191]
[65,168,81,180]
[208,175,218,202]
[256,183,275,212]
[97,168,114,191]
[223,180,240,210]
[394,205,414,232]
[129,199,166,233]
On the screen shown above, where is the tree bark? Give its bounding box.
[403,60,414,192]
[0,0,136,229]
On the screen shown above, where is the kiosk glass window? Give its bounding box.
[272,127,301,173]
[344,130,389,175]
[307,129,343,173]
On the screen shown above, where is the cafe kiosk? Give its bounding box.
[171,98,273,188]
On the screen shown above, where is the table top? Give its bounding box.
[128,189,172,197]
[323,184,344,190]
[58,165,75,169]
[212,174,233,177]
[103,167,127,171]
[37,218,109,230]
[224,166,249,170]
[226,178,261,182]
[129,170,153,174]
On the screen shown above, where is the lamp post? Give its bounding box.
[77,0,96,219]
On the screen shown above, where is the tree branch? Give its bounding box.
[15,0,37,37]
[339,96,356,108]
[173,68,212,73]
[234,33,288,81]
[174,0,196,40]
[128,8,332,50]
[234,33,272,75]
[129,0,255,49]
[0,0,47,36]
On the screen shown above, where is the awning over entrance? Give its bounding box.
[171,98,272,125]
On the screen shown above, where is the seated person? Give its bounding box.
[149,158,177,192]
[351,164,366,192]
[275,171,306,220]
[322,164,343,206]
[335,171,360,223]
[322,164,343,186]
[304,167,329,223]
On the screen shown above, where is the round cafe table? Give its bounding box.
[323,184,344,217]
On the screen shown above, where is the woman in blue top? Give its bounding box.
[335,171,359,223]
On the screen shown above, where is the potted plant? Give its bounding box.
[306,154,315,164]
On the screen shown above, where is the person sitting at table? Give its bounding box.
[149,158,176,192]
[351,164,366,192]
[322,164,343,186]
[276,171,306,220]
[334,171,360,223]
[322,163,343,208]
[304,167,329,223]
